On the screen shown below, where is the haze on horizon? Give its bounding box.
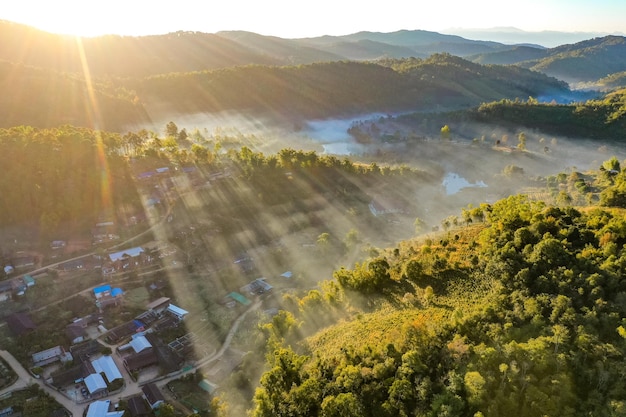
[2,0,625,42]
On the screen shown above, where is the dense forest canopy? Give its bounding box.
[250,183,626,417]
[1,47,572,131]
[464,88,626,140]
[0,125,138,236]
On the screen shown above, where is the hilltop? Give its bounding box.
[248,160,626,416]
[470,35,626,85]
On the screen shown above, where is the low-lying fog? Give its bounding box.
[135,109,626,231]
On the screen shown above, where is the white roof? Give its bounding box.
[108,247,144,262]
[86,400,125,417]
[130,335,152,353]
[92,356,123,382]
[84,373,107,394]
[167,304,189,317]
[32,346,63,363]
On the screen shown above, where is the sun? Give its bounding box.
[2,1,168,38]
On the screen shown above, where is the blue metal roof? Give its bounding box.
[93,284,111,294]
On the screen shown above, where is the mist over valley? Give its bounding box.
[2,19,626,417]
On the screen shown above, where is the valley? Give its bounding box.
[1,19,626,417]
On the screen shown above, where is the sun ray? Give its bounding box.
[74,36,115,216]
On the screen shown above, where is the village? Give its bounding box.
[0,164,291,417]
[0,139,425,417]
[0,233,285,416]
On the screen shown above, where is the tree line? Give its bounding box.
[248,158,626,417]
[467,90,626,141]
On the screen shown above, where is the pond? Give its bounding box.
[442,172,487,195]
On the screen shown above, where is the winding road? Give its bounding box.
[0,297,261,416]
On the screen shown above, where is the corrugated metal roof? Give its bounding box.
[84,374,107,394]
[92,356,123,382]
[130,335,152,353]
[108,247,144,262]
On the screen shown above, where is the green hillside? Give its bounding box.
[135,56,569,120]
[465,88,626,140]
[472,35,626,84]
[470,45,548,65]
[249,162,626,416]
[0,21,279,77]
[0,60,147,130]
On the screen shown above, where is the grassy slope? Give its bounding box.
[303,224,498,360]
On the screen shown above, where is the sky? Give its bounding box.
[2,0,625,39]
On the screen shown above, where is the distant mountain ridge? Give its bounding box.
[470,35,626,84]
[442,26,625,47]
[1,20,624,86]
[0,21,547,77]
[0,19,622,131]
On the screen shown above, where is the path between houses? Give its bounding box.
[0,350,83,417]
[0,298,262,416]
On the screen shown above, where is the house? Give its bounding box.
[135,310,159,327]
[66,324,87,344]
[240,278,273,296]
[86,400,124,417]
[146,297,170,314]
[91,356,123,383]
[94,285,112,298]
[23,275,35,287]
[84,373,108,395]
[92,223,117,244]
[32,346,71,367]
[6,312,36,336]
[198,379,217,394]
[127,396,150,417]
[50,240,66,250]
[368,198,405,217]
[107,247,145,271]
[166,304,188,321]
[141,383,165,409]
[226,292,251,306]
[105,320,146,344]
[60,259,84,271]
[119,334,152,354]
[71,313,100,329]
[130,335,152,353]
[94,285,124,308]
[123,349,159,373]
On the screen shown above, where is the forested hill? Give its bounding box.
[0,60,147,129]
[3,20,625,86]
[248,160,626,416]
[0,125,140,237]
[463,88,626,141]
[0,54,570,131]
[0,21,280,77]
[129,55,570,121]
[0,22,520,77]
[471,35,626,84]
